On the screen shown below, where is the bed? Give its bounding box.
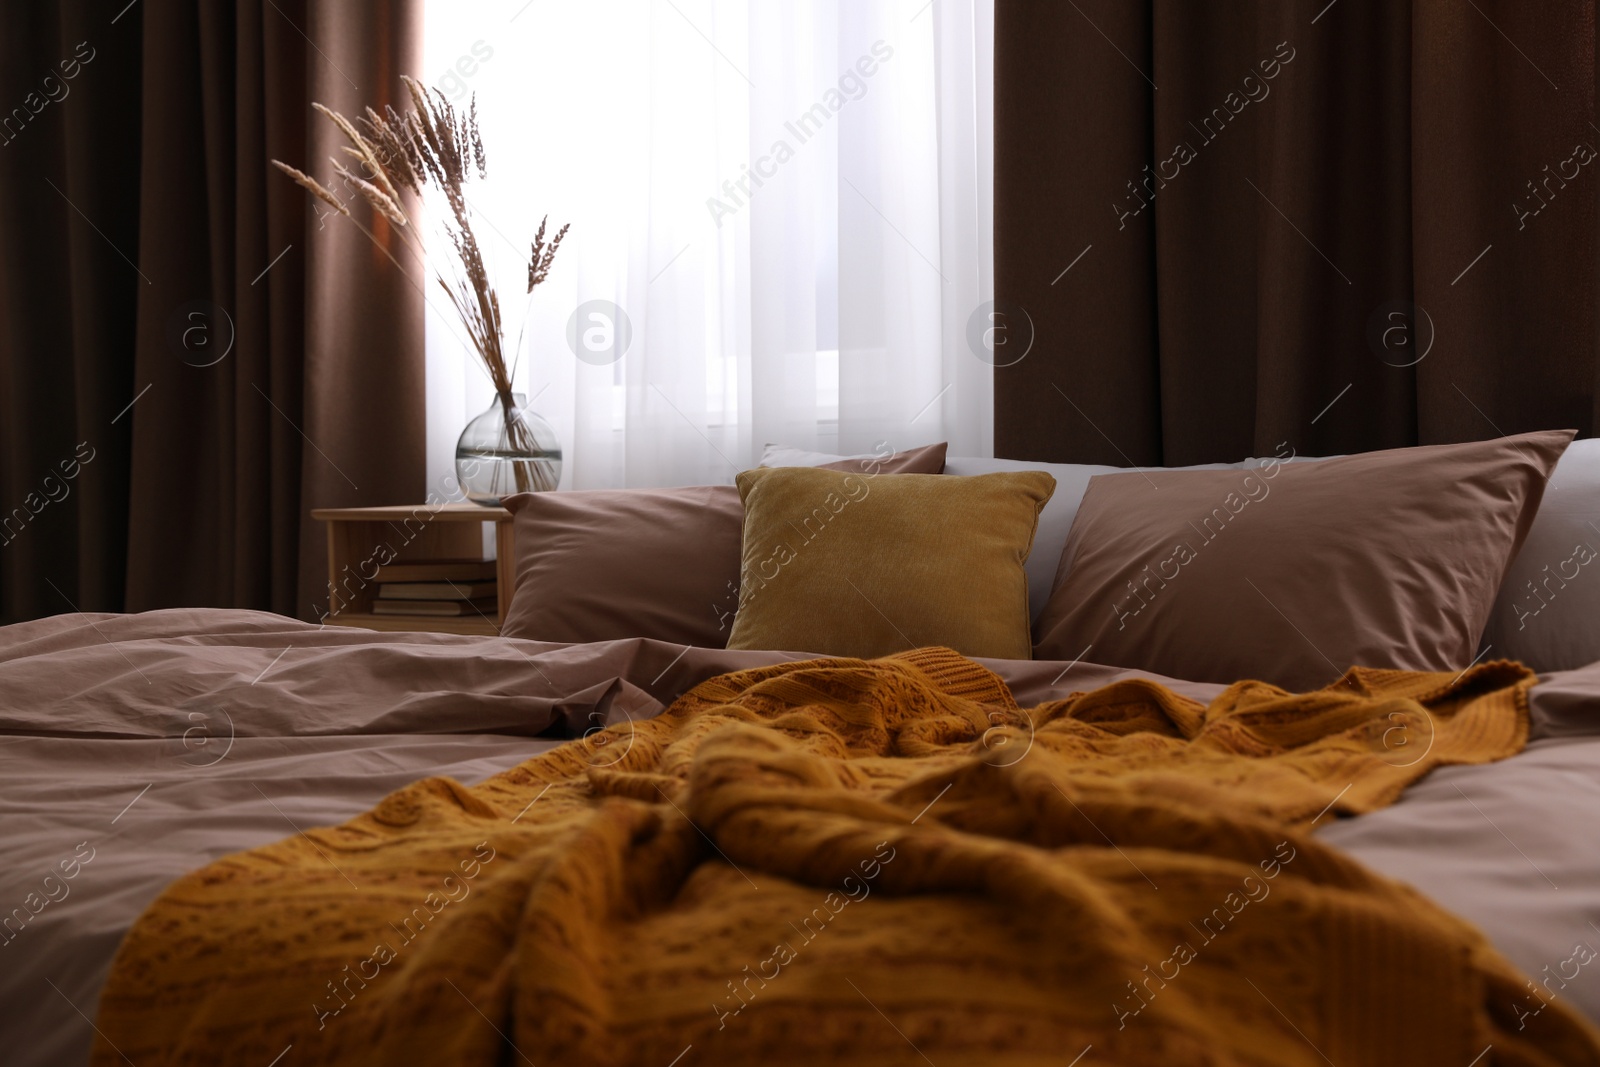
[6,433,1600,1064]
[4,610,1600,1065]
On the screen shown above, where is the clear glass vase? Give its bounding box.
[455,392,563,505]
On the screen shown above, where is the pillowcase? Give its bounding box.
[1033,430,1574,689]
[943,455,1243,624]
[498,445,948,647]
[1235,440,1599,672]
[726,468,1055,659]
[761,441,948,474]
[500,486,744,648]
[1483,437,1600,671]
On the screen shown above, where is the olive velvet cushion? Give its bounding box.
[726,467,1055,658]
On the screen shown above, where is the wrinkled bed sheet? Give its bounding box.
[2,609,1599,1065]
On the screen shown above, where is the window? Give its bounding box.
[422,0,993,490]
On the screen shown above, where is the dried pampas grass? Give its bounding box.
[270,161,348,217]
[272,75,567,411]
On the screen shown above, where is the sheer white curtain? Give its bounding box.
[422,0,993,491]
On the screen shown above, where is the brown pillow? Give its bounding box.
[814,441,947,476]
[727,468,1055,658]
[499,444,947,647]
[1033,430,1574,689]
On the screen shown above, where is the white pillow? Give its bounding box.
[1483,437,1600,672]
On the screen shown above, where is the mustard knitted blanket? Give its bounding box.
[94,649,1600,1066]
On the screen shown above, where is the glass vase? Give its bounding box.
[455,391,563,505]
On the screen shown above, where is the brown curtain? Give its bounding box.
[994,0,1598,465]
[0,0,423,624]
[0,1,140,622]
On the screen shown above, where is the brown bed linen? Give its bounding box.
[499,443,947,648]
[89,646,1600,1065]
[8,609,1600,1065]
[1035,430,1573,690]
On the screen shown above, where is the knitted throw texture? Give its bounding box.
[93,648,1600,1066]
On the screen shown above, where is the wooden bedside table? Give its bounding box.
[310,504,515,636]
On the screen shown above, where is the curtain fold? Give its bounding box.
[994,0,1597,465]
[296,2,425,619]
[0,0,422,624]
[0,0,141,622]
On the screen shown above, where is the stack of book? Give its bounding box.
[370,559,498,617]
